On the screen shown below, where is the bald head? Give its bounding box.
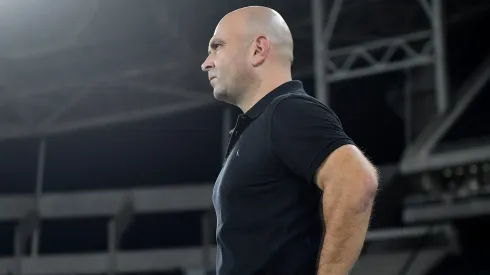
[202,6,294,111]
[217,6,294,65]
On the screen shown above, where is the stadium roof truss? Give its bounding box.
[0,0,488,274]
[310,0,490,173]
[400,55,490,173]
[0,62,216,141]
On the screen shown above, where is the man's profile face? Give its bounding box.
[201,18,252,103]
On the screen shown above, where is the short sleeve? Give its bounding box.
[270,95,354,183]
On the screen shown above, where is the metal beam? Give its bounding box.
[320,0,342,103]
[322,0,344,45]
[108,196,135,275]
[356,213,458,274]
[404,70,413,145]
[418,56,489,157]
[328,56,433,82]
[365,225,450,242]
[13,210,39,275]
[402,143,490,173]
[31,138,47,257]
[312,0,328,105]
[328,30,432,58]
[326,30,433,82]
[0,248,217,275]
[400,56,490,173]
[432,0,449,114]
[0,184,213,221]
[418,0,433,19]
[1,62,182,101]
[364,224,459,256]
[105,80,211,101]
[37,88,94,129]
[0,37,182,97]
[0,236,451,275]
[0,99,216,141]
[293,0,490,47]
[404,197,490,224]
[428,142,490,169]
[350,249,449,275]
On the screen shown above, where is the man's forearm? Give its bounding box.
[316,178,376,275]
[316,198,374,274]
[314,145,378,275]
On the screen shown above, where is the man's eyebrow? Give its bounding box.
[208,38,225,54]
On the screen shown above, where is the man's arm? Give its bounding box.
[270,94,377,274]
[315,145,378,275]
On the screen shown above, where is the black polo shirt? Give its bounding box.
[212,80,354,275]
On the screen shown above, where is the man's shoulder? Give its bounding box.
[271,90,321,104]
[267,91,336,118]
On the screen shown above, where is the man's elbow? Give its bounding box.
[364,164,379,194]
[356,167,378,212]
[318,144,379,211]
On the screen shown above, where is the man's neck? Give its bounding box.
[239,75,292,113]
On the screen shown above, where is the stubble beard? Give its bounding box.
[214,69,248,106]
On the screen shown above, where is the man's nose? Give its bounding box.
[201,57,214,72]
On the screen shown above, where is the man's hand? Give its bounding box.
[315,144,378,275]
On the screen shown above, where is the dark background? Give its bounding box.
[0,0,489,274]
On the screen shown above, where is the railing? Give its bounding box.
[0,184,460,275]
[0,184,215,275]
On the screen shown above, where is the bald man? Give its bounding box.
[202,6,378,275]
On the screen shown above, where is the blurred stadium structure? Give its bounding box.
[0,0,489,274]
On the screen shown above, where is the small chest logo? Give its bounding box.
[236,149,240,156]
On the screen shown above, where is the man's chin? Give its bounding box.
[213,89,227,102]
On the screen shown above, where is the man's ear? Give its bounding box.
[252,35,270,67]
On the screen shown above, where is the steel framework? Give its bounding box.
[0,5,215,142]
[309,1,490,264]
[0,79,215,141]
[312,0,490,174]
[400,55,490,173]
[0,184,215,275]
[0,185,456,275]
[1,1,489,274]
[312,0,448,112]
